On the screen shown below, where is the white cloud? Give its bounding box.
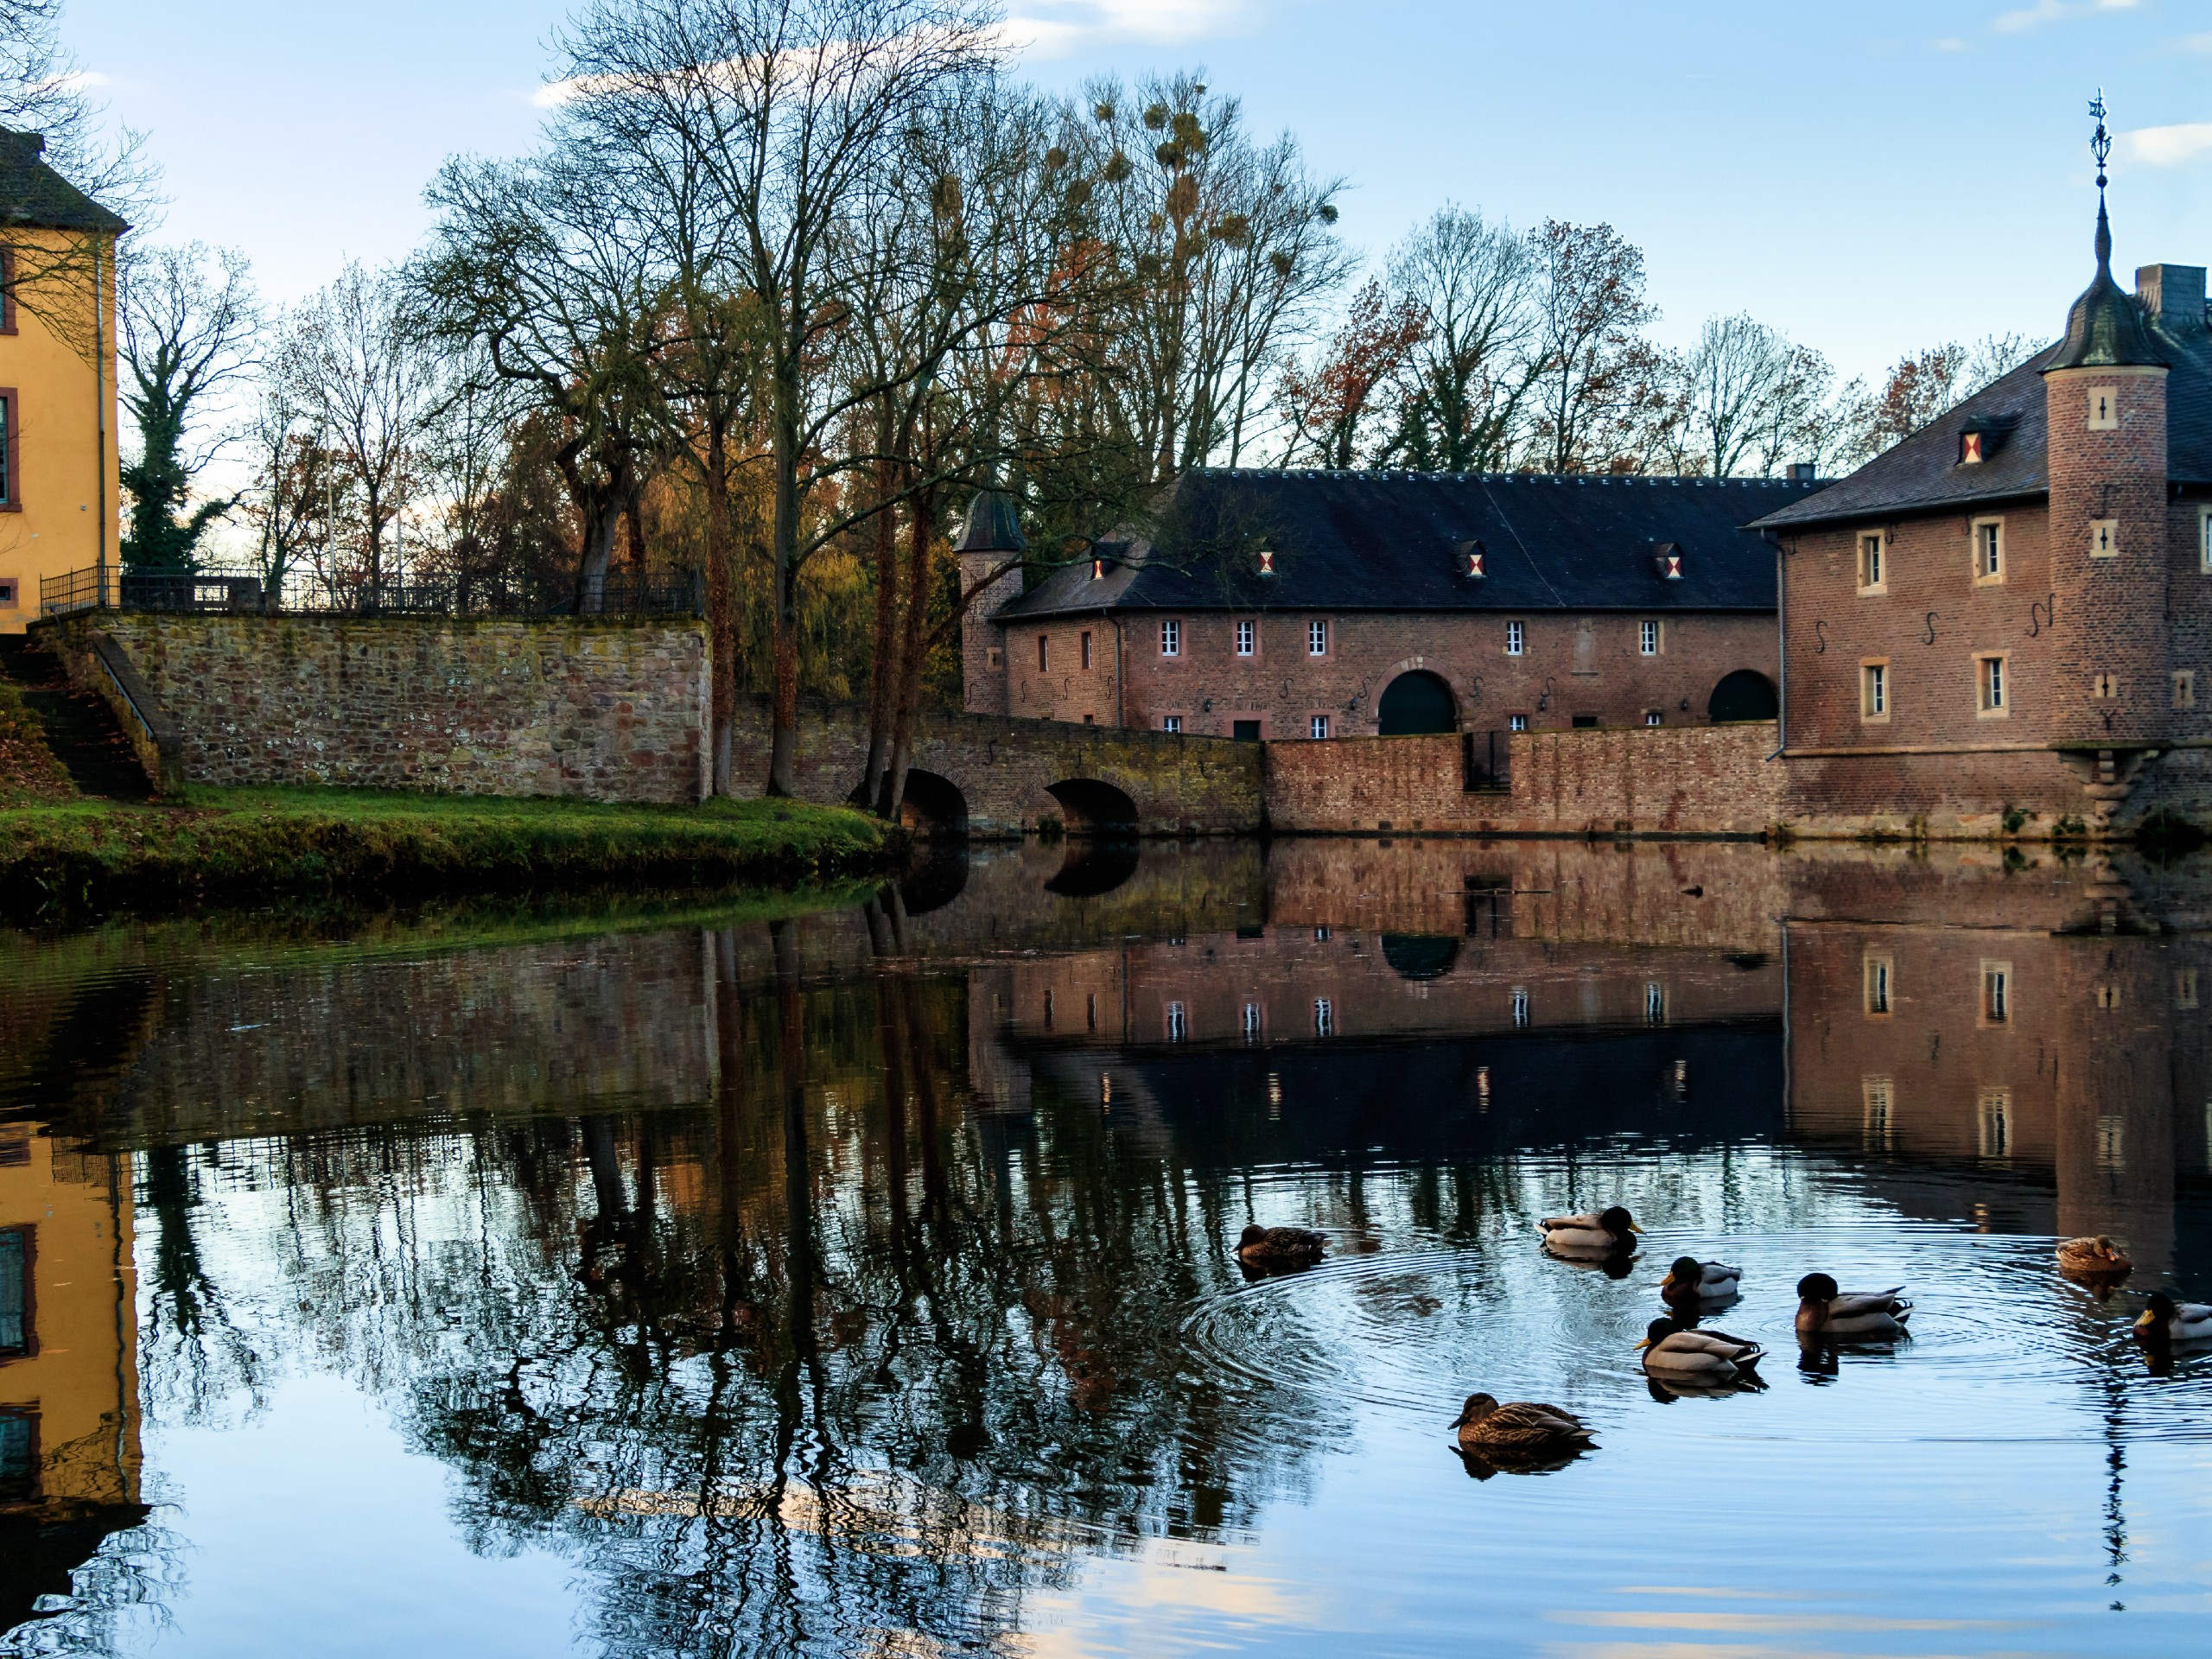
[2181,30,2212,54]
[1932,36,1970,51]
[1000,1,1254,60]
[2121,120,2212,167]
[1994,0,2138,31]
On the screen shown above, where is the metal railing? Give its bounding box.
[38,563,704,620]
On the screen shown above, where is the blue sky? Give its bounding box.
[63,0,2212,383]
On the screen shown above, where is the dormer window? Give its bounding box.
[1091,558,1104,581]
[1458,538,1485,578]
[1960,430,1985,465]
[1256,547,1276,576]
[1654,547,1683,581]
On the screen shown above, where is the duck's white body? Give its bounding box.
[1798,1287,1912,1340]
[1666,1262,1742,1299]
[1641,1329,1762,1381]
[1541,1212,1633,1254]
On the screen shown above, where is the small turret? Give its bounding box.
[956,488,1026,715]
[2042,98,2170,762]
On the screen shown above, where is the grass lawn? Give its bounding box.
[0,785,893,919]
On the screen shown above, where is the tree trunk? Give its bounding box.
[878,474,937,823]
[576,492,624,616]
[703,420,737,796]
[857,414,900,809]
[766,365,803,798]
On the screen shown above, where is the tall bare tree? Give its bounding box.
[1524,219,1656,474]
[1378,205,1534,473]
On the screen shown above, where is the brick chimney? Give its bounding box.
[2135,264,2207,332]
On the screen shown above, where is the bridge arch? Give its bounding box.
[1377,669,1459,735]
[1045,841,1140,897]
[898,769,969,837]
[1047,778,1140,836]
[1707,669,1779,723]
[1381,933,1460,980]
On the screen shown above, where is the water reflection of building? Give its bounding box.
[0,1123,143,1635]
[1783,849,2212,1273]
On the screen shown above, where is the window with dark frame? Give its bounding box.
[1036,634,1048,672]
[0,245,15,335]
[0,1226,29,1357]
[0,388,15,508]
[1080,630,1092,671]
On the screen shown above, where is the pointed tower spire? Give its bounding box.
[2045,91,2163,373]
[2091,88,2113,274]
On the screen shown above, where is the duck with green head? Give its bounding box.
[1637,1316,1763,1383]
[1795,1273,1911,1340]
[1661,1255,1741,1309]
[2134,1291,2212,1344]
[1540,1206,1640,1256]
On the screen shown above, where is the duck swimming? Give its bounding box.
[1637,1317,1763,1382]
[2134,1291,2212,1345]
[1540,1206,1640,1255]
[1236,1224,1325,1274]
[1661,1256,1742,1306]
[1449,1393,1595,1456]
[2056,1236,2132,1280]
[1795,1273,1912,1339]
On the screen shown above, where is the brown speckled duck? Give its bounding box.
[1449,1393,1594,1456]
[2056,1236,2132,1280]
[1236,1224,1325,1274]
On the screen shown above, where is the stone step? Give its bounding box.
[0,635,154,801]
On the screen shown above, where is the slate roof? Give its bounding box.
[1756,232,2212,533]
[0,129,129,234]
[995,469,1816,620]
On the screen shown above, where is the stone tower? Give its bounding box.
[2041,191,2170,773]
[955,488,1026,716]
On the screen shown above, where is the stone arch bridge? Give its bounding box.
[728,693,1263,837]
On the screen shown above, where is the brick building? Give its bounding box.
[1755,182,2212,836]
[960,470,1815,742]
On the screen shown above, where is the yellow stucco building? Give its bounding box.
[0,129,125,634]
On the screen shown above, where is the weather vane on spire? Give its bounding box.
[2090,88,2111,196]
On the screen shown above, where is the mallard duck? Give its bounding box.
[1236,1224,1325,1274]
[2134,1292,2212,1344]
[2056,1236,2133,1279]
[1796,1273,1911,1339]
[1449,1393,1595,1456]
[1661,1256,1742,1305]
[1637,1317,1763,1381]
[1540,1206,1640,1255]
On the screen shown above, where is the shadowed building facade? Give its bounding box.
[962,470,1811,741]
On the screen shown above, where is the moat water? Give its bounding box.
[3,837,2211,1657]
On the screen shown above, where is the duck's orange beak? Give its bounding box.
[1634,1337,1653,1351]
[2134,1309,2158,1327]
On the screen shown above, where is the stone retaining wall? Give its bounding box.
[48,614,709,804]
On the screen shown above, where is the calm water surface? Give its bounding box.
[3,837,2210,1656]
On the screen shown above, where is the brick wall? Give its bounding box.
[991,607,1777,739]
[1263,721,1784,836]
[54,614,709,804]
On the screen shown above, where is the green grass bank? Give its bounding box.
[0,785,896,920]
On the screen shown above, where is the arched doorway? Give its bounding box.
[1377,670,1458,735]
[1047,778,1140,836]
[898,769,969,837]
[1381,933,1460,980]
[1707,670,1779,723]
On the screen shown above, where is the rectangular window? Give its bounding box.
[1863,1078,1893,1150]
[1638,619,1659,655]
[1236,619,1255,656]
[1166,1001,1186,1041]
[1644,982,1666,1025]
[1980,959,2012,1027]
[2176,671,2196,710]
[2089,518,2119,558]
[1977,654,2007,716]
[1857,531,1885,593]
[1080,630,1092,671]
[2088,385,2118,430]
[1505,620,1525,656]
[1310,714,1330,740]
[1232,719,1260,741]
[1508,712,1529,732]
[1973,518,2004,583]
[1163,715,1182,734]
[0,1227,27,1357]
[1313,997,1334,1036]
[0,1409,34,1505]
[1036,634,1049,672]
[0,578,16,609]
[1308,620,1327,656]
[1861,660,1889,721]
[1644,709,1662,727]
[2097,1114,2126,1171]
[1242,1001,1262,1039]
[0,389,15,510]
[0,246,15,334]
[2094,671,2117,700]
[1864,954,1892,1016]
[1978,1090,2012,1160]
[1160,619,1180,657]
[986,645,1003,671]
[1510,987,1530,1028]
[2200,507,2212,574]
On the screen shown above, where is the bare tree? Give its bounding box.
[1681,313,1795,477]
[291,262,438,598]
[117,241,257,569]
[548,0,1002,796]
[1379,205,1534,472]
[1524,219,1656,474]
[238,330,333,605]
[1276,276,1427,468]
[1745,342,1838,477]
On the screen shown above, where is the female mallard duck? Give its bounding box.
[1795,1273,1911,1339]
[1236,1224,1325,1274]
[1540,1206,1640,1255]
[1661,1256,1742,1306]
[2056,1236,2132,1279]
[2134,1291,2212,1345]
[1637,1317,1763,1382]
[1449,1393,1595,1456]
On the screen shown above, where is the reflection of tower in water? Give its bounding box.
[2051,926,2177,1274]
